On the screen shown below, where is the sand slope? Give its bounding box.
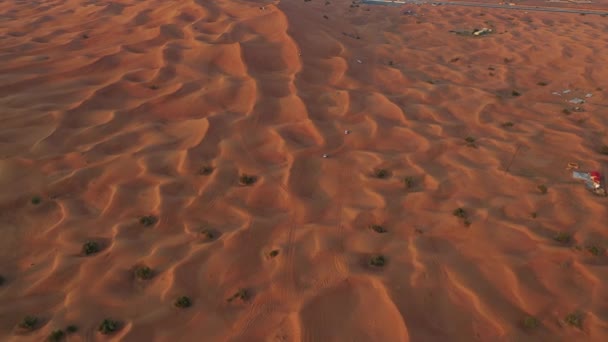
[1,0,608,341]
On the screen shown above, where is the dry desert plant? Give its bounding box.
[98,319,119,335]
[369,225,387,233]
[369,255,386,267]
[140,215,158,227]
[239,174,257,186]
[174,296,192,308]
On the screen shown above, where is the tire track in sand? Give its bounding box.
[214,3,305,340]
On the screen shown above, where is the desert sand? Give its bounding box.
[1,0,608,341]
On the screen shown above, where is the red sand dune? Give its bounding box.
[1,0,608,341]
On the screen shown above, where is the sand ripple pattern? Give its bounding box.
[1,0,608,341]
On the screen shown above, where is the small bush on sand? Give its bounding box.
[140,215,158,227]
[200,229,214,241]
[453,208,467,218]
[553,232,572,244]
[18,316,38,331]
[465,136,476,147]
[374,169,389,179]
[523,316,539,329]
[403,176,414,189]
[98,319,119,335]
[369,255,386,267]
[369,225,387,233]
[586,245,603,256]
[174,296,192,308]
[134,266,153,280]
[553,232,571,244]
[199,166,214,175]
[537,184,548,194]
[82,241,100,255]
[239,174,257,186]
[227,288,249,302]
[47,330,65,341]
[564,312,582,328]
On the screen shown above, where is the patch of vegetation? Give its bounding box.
[374,169,389,179]
[269,250,279,258]
[465,136,476,147]
[174,296,192,308]
[586,245,603,256]
[553,232,571,244]
[453,207,471,226]
[562,108,571,115]
[149,85,159,90]
[134,266,153,280]
[537,184,548,194]
[239,174,257,186]
[47,330,65,342]
[537,81,548,86]
[512,90,521,97]
[564,312,582,328]
[200,229,215,241]
[199,166,214,175]
[66,325,78,333]
[369,255,386,267]
[0,275,4,286]
[453,208,467,218]
[369,225,387,233]
[531,212,537,219]
[599,145,608,155]
[98,319,119,335]
[227,288,249,302]
[19,316,38,331]
[523,316,539,329]
[403,176,414,189]
[31,196,42,205]
[501,121,514,128]
[82,241,100,255]
[140,215,158,227]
